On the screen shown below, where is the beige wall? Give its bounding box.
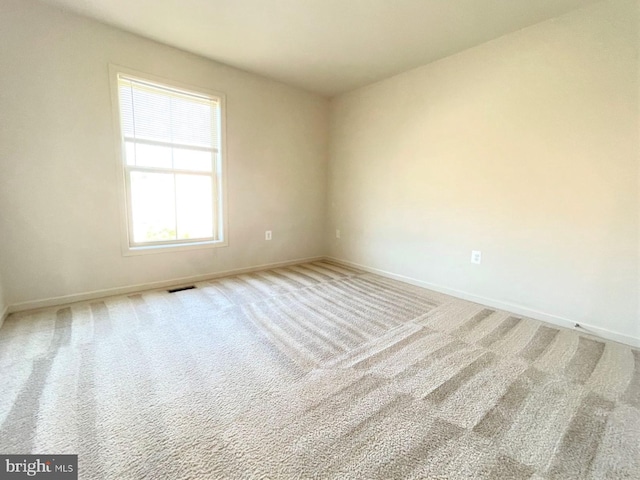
[328,0,639,343]
[0,0,329,307]
[0,271,6,321]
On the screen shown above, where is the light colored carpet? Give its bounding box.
[0,261,638,479]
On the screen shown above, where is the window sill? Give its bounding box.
[122,239,228,256]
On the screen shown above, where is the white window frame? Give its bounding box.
[109,65,228,256]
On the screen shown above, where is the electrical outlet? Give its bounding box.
[265,230,272,241]
[471,250,482,264]
[336,229,341,239]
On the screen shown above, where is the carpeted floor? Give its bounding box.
[0,261,638,479]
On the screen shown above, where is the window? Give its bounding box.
[112,67,226,254]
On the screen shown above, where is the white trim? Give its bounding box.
[124,239,227,256]
[125,165,214,177]
[327,256,640,349]
[8,256,324,314]
[0,304,8,330]
[8,253,638,349]
[123,137,219,153]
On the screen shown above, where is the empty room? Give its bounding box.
[0,0,638,478]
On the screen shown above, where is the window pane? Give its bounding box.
[130,171,176,243]
[135,143,172,169]
[125,141,136,166]
[176,174,213,240]
[173,148,212,172]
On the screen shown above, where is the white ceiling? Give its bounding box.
[39,0,598,96]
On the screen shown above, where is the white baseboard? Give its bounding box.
[0,304,8,329]
[7,254,639,349]
[328,256,640,349]
[8,256,325,314]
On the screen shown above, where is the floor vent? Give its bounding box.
[167,285,196,293]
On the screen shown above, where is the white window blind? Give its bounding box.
[116,73,224,249]
[119,78,220,150]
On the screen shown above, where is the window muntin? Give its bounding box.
[115,73,225,250]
